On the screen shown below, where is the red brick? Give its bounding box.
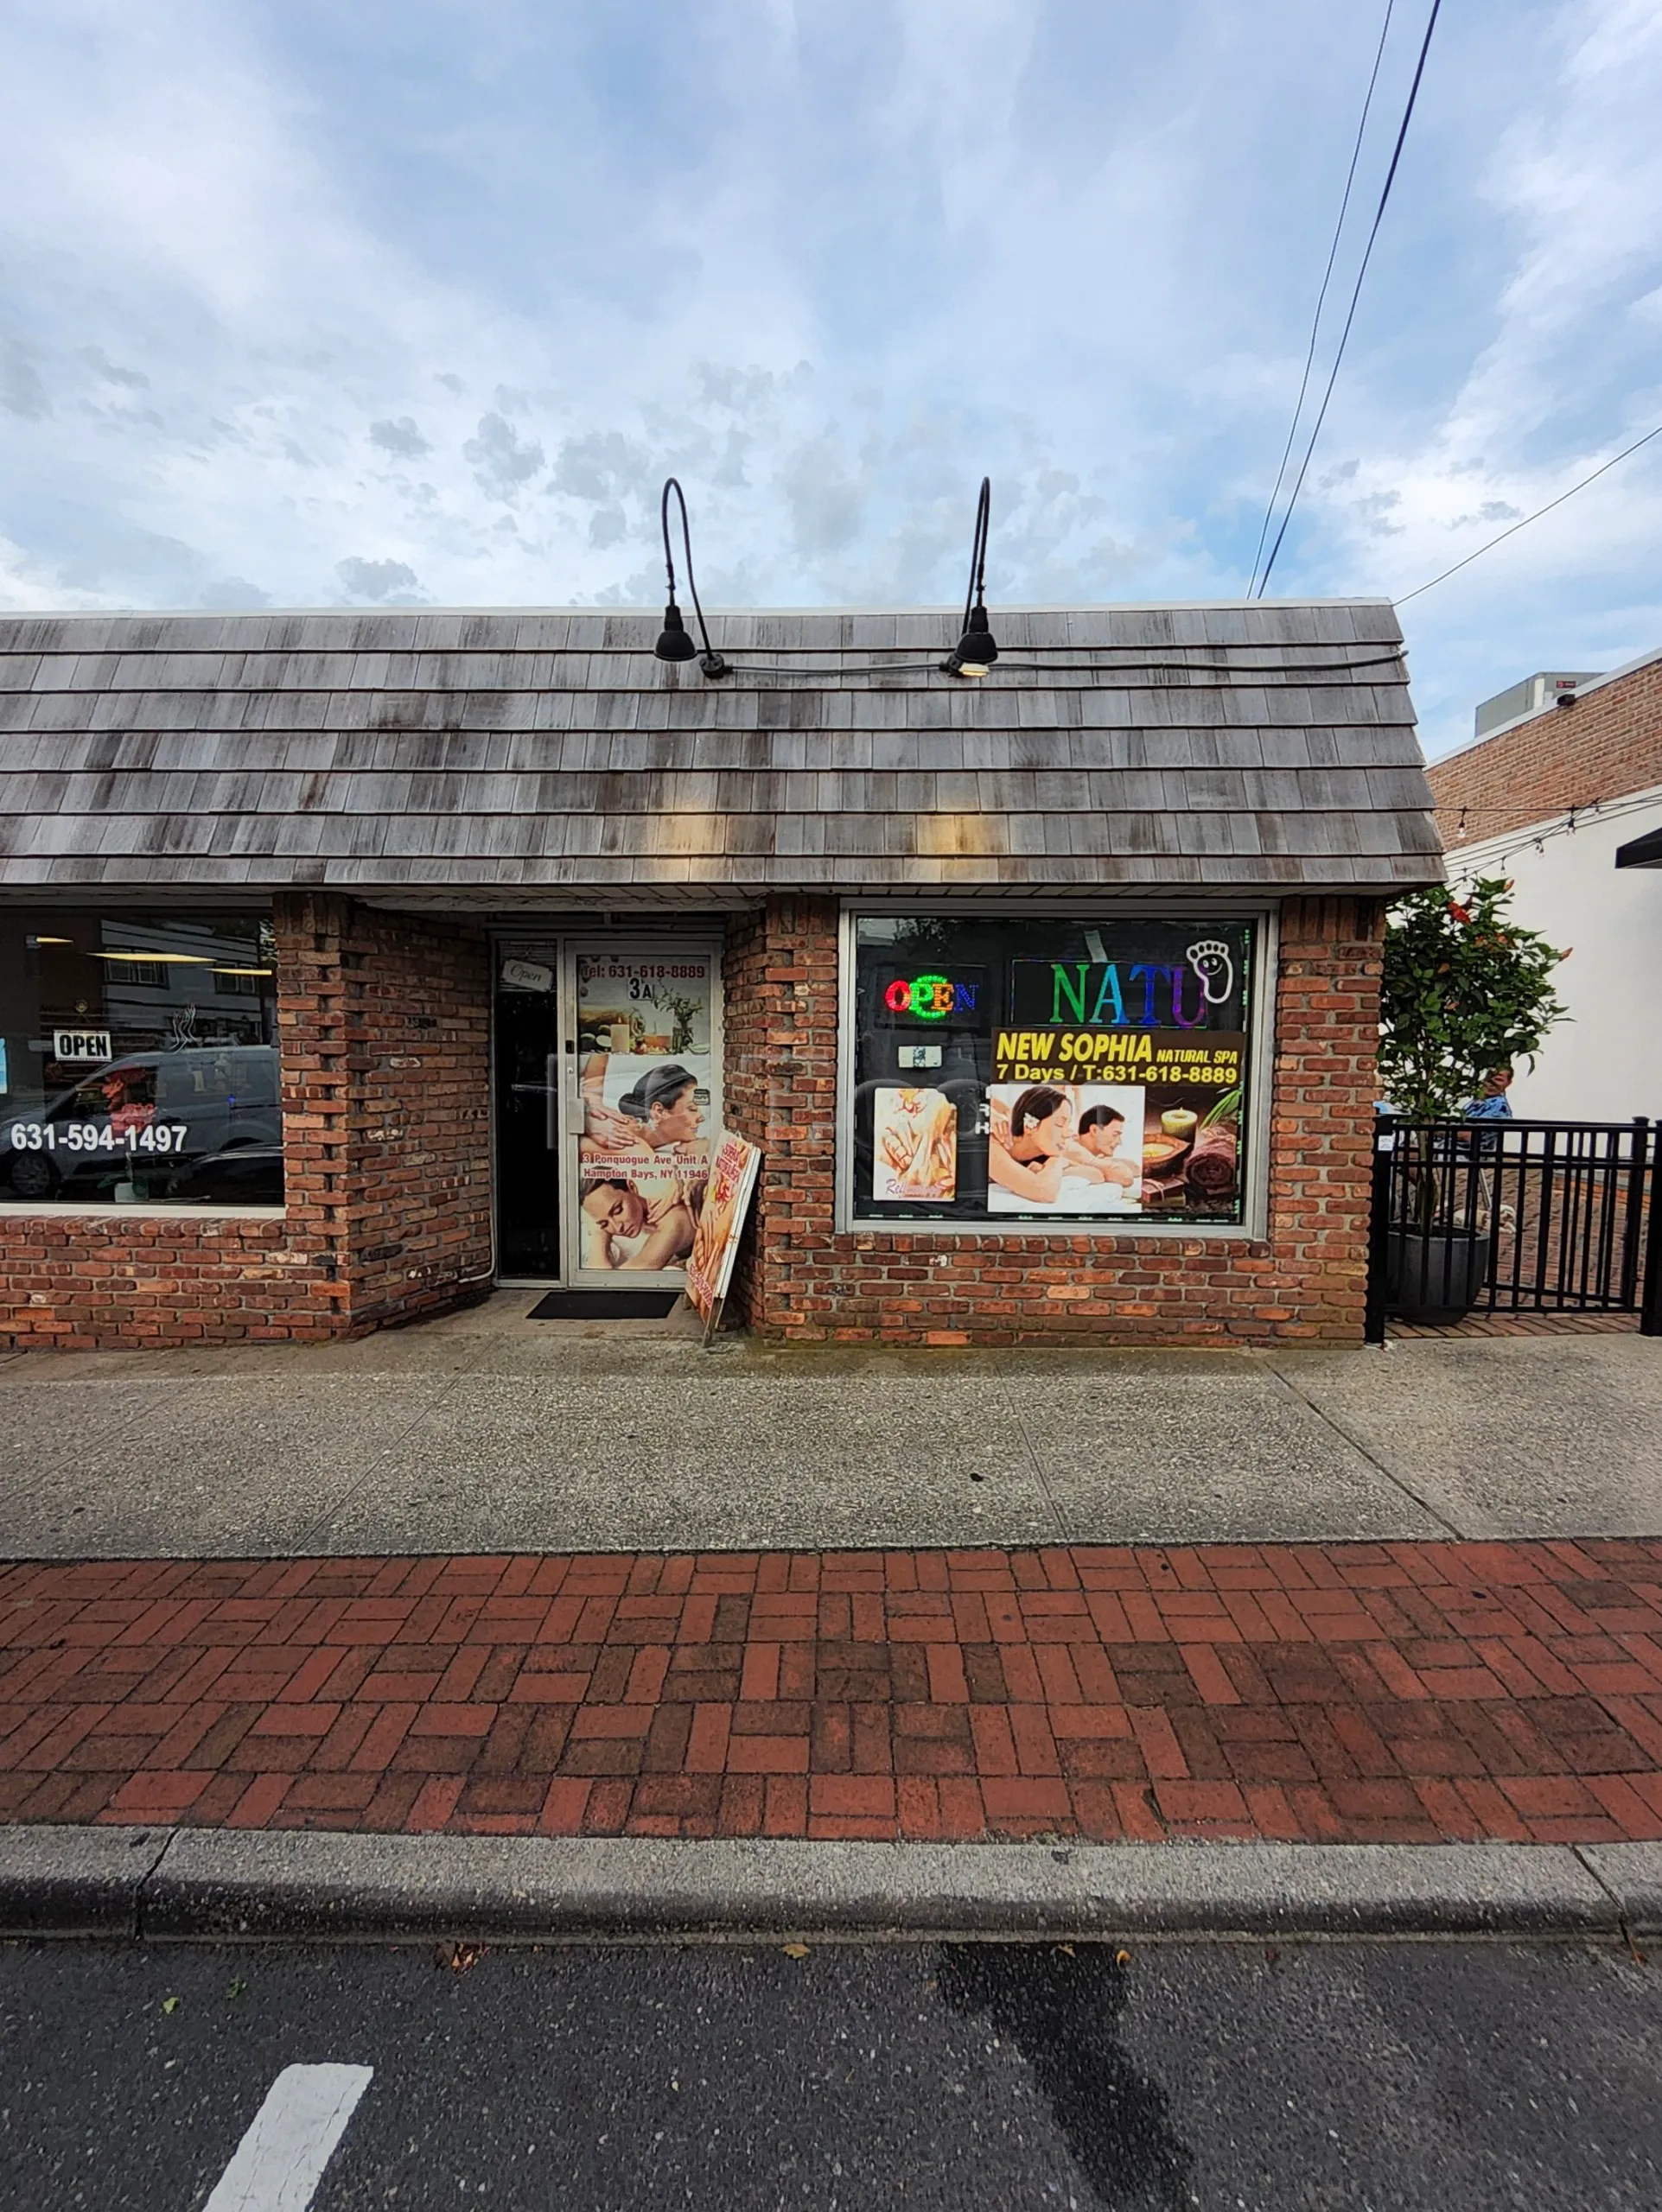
[726,1734,809,1775]
[1180,1643,1243,1706]
[105,1770,212,1819]
[226,1773,295,1829]
[979,1777,1071,1822]
[1154,1780,1251,1828]
[809,1775,896,1818]
[1128,1706,1189,1781]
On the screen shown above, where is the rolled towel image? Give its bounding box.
[1185,1123,1238,1201]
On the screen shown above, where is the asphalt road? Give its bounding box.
[3,1937,1661,2209]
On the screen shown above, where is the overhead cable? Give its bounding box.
[1247,0,1397,597]
[1255,0,1442,597]
[1394,422,1662,606]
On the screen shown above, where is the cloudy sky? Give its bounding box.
[2,0,1659,757]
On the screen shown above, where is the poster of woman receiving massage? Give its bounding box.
[986,1083,1145,1215]
[574,955,715,1276]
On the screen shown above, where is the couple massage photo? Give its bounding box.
[577,1058,710,1272]
[987,1083,1144,1213]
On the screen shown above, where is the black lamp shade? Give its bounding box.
[654,601,697,662]
[952,604,998,670]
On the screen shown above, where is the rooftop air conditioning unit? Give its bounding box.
[1474,670,1602,741]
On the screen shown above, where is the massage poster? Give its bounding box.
[685,1128,762,1322]
[986,1082,1145,1215]
[872,1087,958,1202]
[575,954,715,1276]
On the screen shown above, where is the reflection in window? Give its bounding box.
[1,912,283,1206]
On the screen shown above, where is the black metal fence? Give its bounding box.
[1365,1116,1662,1341]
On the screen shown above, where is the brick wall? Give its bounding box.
[722,895,1384,1346]
[0,896,492,1351]
[3,888,1386,1351]
[1430,653,1662,849]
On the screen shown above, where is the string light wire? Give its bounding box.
[1394,422,1662,606]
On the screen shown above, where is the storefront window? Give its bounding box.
[0,911,283,1206]
[850,914,1258,1229]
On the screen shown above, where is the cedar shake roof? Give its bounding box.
[0,600,1441,905]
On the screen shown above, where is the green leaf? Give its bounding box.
[1378,877,1567,1116]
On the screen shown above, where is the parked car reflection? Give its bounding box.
[4,1047,282,1202]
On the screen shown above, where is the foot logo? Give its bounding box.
[1186,940,1234,1006]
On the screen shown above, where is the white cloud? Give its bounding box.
[369,416,431,460]
[0,0,1655,776]
[335,556,422,601]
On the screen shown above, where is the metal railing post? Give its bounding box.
[1364,1117,1394,1345]
[1621,1118,1648,1312]
[1642,1122,1662,1338]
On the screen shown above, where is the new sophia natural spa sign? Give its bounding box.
[993,1029,1243,1087]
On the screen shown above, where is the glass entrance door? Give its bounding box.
[493,935,722,1287]
[492,944,561,1277]
[563,941,720,1288]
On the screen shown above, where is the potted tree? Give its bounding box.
[1377,876,1568,1322]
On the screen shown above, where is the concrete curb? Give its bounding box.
[0,1824,171,1935]
[2,1825,1657,1942]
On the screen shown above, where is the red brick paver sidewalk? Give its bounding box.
[6,1543,1662,1846]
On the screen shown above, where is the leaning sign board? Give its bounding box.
[685,1129,761,1343]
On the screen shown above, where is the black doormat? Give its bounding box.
[525,1290,683,1320]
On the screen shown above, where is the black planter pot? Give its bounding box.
[1384,1228,1493,1325]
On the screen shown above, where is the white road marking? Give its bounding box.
[200,2063,373,2212]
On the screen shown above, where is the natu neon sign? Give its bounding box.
[884,974,980,1021]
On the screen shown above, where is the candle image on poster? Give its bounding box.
[575,955,714,1276]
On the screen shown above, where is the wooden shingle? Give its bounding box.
[0,601,1440,901]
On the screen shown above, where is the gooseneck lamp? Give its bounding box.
[653,478,728,677]
[941,476,997,677]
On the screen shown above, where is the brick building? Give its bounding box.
[0,601,1439,1351]
[1428,644,1662,1122]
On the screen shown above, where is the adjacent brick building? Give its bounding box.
[1428,644,1662,1122]
[0,601,1440,1350]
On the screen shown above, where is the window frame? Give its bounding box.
[835,899,1278,1240]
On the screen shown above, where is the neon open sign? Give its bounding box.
[883,974,979,1021]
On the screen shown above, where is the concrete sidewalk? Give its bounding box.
[2,1294,1659,1558]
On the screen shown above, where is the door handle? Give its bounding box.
[544,1054,557,1150]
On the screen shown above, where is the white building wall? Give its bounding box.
[1444,783,1662,1123]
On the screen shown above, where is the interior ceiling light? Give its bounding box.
[941,476,997,677]
[94,950,213,963]
[653,478,728,678]
[28,936,75,946]
[213,966,273,976]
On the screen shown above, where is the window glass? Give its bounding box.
[0,912,283,1206]
[851,915,1256,1228]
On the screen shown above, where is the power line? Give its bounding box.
[1394,421,1662,605]
[1246,0,1396,598]
[1255,0,1442,597]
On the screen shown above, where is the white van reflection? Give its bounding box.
[5,1047,283,1203]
